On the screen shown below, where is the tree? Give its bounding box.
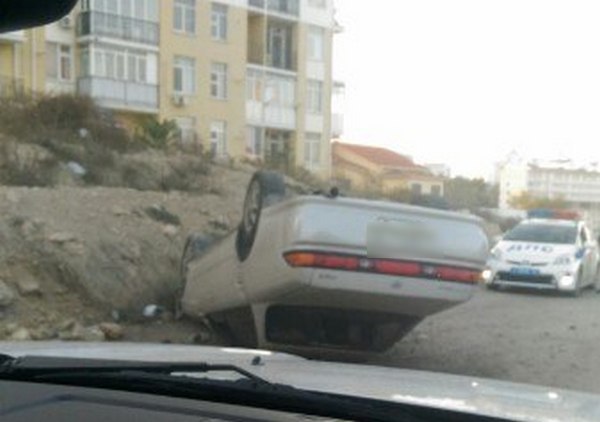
[508,192,567,210]
[444,177,499,210]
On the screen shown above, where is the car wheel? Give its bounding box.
[236,171,286,262]
[175,234,214,319]
[485,283,497,291]
[594,264,600,293]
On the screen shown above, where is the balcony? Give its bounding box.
[248,0,299,17]
[246,65,296,130]
[78,11,159,46]
[331,113,344,138]
[78,77,158,113]
[0,31,25,43]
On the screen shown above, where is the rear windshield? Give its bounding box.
[504,223,578,244]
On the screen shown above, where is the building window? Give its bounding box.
[174,0,195,34]
[210,121,227,158]
[210,62,228,99]
[246,68,263,101]
[175,117,196,145]
[246,126,263,157]
[88,46,151,83]
[306,79,323,114]
[411,183,423,195]
[304,132,321,169]
[307,25,325,61]
[211,3,228,41]
[308,0,326,8]
[173,56,195,94]
[267,24,292,69]
[431,185,442,196]
[46,43,72,81]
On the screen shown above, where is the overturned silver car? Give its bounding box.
[180,171,488,358]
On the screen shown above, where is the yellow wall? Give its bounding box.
[159,1,247,157]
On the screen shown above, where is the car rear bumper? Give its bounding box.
[276,268,476,318]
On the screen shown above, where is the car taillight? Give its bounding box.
[283,251,480,284]
[284,252,360,271]
[373,259,421,277]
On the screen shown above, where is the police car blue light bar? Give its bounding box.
[527,208,581,220]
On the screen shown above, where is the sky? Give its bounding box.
[333,0,600,179]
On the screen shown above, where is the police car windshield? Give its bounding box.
[504,223,578,244]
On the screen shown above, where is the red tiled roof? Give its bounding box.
[333,141,417,168]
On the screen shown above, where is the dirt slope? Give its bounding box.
[0,165,253,342]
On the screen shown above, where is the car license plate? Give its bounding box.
[367,219,437,259]
[509,267,540,276]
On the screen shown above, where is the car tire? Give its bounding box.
[594,264,600,293]
[175,234,214,319]
[486,282,502,291]
[236,171,286,262]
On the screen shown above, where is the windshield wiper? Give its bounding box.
[0,355,430,422]
[0,355,269,385]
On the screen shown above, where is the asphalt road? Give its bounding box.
[372,285,600,394]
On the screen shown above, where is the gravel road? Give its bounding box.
[371,285,600,394]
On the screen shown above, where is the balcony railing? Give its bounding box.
[78,11,159,46]
[78,77,158,112]
[331,113,344,138]
[248,0,299,16]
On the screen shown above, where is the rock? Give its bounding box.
[4,323,19,336]
[30,327,57,340]
[16,278,42,296]
[48,232,77,244]
[9,327,31,341]
[144,205,181,226]
[5,190,19,203]
[60,323,105,342]
[82,326,106,342]
[58,318,76,332]
[21,219,44,239]
[112,205,129,216]
[0,280,15,307]
[99,322,124,340]
[162,224,179,237]
[143,304,164,318]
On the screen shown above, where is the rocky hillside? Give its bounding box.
[0,165,255,343]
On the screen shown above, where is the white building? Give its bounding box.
[498,153,600,231]
[497,151,528,209]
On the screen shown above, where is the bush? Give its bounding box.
[134,117,179,150]
[0,94,130,151]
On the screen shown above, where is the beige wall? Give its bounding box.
[159,1,247,157]
[0,28,46,94]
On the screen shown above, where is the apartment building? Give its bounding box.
[497,153,600,230]
[0,0,338,178]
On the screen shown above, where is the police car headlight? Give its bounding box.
[554,254,572,266]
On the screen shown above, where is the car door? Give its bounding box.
[578,226,594,285]
[584,226,600,282]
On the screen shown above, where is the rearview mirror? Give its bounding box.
[0,0,77,32]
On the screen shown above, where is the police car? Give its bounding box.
[483,209,600,296]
